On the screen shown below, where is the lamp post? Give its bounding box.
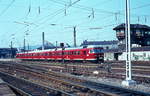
[122,0,136,86]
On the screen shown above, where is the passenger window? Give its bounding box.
[78,51,80,55]
[83,51,86,55]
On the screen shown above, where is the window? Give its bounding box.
[145,31,149,35]
[90,49,102,53]
[147,41,150,45]
[136,30,140,35]
[77,51,80,55]
[120,30,125,33]
[106,46,109,49]
[90,49,94,53]
[83,51,86,55]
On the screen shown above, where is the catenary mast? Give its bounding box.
[122,0,136,86]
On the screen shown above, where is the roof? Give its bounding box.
[0,48,17,51]
[18,46,100,54]
[103,46,150,53]
[113,23,150,31]
[81,40,118,46]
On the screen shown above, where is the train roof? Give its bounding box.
[17,45,103,54]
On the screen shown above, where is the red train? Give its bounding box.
[16,46,104,62]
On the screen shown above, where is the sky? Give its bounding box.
[0,0,150,48]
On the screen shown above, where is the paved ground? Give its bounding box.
[77,76,150,93]
[0,59,20,62]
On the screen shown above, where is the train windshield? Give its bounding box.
[90,49,102,53]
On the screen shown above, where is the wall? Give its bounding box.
[104,53,115,61]
[118,51,150,61]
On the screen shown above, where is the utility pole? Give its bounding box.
[42,32,45,50]
[10,41,13,58]
[60,43,65,63]
[122,0,136,86]
[73,26,77,47]
[28,43,30,51]
[56,41,58,49]
[24,38,26,52]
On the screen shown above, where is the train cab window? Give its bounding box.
[90,49,94,53]
[90,49,102,53]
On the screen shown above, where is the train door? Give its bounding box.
[83,50,87,60]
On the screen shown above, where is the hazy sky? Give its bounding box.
[0,0,150,48]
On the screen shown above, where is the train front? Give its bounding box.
[88,47,104,62]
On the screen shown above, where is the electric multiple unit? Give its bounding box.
[16,46,104,62]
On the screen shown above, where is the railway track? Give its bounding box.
[0,71,70,96]
[0,63,117,96]
[23,61,150,83]
[0,61,150,96]
[2,60,149,83]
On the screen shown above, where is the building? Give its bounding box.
[113,23,150,47]
[0,48,17,58]
[81,40,118,49]
[104,23,150,61]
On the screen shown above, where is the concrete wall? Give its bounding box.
[104,53,115,61]
[118,51,150,61]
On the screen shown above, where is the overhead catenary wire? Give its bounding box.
[19,0,150,34]
[38,0,40,15]
[132,3,150,10]
[17,0,122,42]
[28,0,119,33]
[1,0,150,47]
[50,0,117,15]
[28,0,82,33]
[0,0,15,16]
